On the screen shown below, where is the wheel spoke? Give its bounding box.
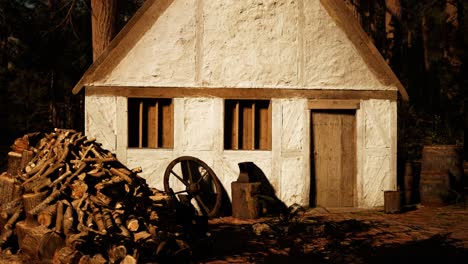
[196,171,209,184]
[194,195,210,215]
[181,160,194,183]
[173,189,188,195]
[170,170,189,186]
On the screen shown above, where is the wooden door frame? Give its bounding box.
[309,99,359,207]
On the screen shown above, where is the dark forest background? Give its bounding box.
[0,0,467,169]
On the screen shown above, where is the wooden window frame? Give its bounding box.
[224,99,272,150]
[127,98,173,149]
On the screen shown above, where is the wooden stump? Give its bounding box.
[384,191,401,214]
[0,173,21,205]
[15,221,63,260]
[231,182,261,219]
[7,152,22,177]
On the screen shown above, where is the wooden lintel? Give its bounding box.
[86,86,398,101]
[308,99,360,109]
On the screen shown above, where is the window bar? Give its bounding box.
[251,102,256,150]
[138,100,143,148]
[154,101,159,148]
[232,101,239,150]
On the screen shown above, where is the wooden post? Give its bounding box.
[384,190,401,213]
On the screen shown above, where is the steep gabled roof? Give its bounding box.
[73,0,408,101]
[320,0,408,100]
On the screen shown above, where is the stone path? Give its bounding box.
[200,204,468,263]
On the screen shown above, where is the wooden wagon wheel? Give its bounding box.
[163,156,222,217]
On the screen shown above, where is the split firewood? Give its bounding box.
[91,204,106,234]
[120,255,137,264]
[37,203,57,227]
[71,180,88,200]
[108,245,127,263]
[112,211,130,238]
[90,254,107,264]
[29,189,61,215]
[134,231,151,242]
[126,215,139,232]
[55,201,64,234]
[63,204,74,236]
[50,164,72,187]
[53,246,83,264]
[22,191,48,217]
[0,173,21,204]
[109,168,133,185]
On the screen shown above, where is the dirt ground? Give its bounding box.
[196,204,468,264]
[1,204,467,263]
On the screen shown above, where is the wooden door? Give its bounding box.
[311,110,356,207]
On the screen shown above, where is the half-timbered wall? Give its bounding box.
[85,92,396,207]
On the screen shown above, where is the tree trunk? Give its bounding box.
[91,0,118,61]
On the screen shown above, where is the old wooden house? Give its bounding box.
[73,0,409,208]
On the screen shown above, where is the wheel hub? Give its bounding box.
[187,183,200,195]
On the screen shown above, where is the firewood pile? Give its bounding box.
[0,129,201,263]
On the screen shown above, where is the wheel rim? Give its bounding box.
[164,156,223,217]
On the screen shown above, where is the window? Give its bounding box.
[128,98,173,148]
[224,100,271,150]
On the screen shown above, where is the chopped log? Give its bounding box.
[134,231,151,242]
[7,152,22,177]
[0,174,21,204]
[22,191,48,219]
[120,255,137,264]
[29,189,61,215]
[16,221,51,258]
[37,203,57,227]
[101,210,114,231]
[55,201,64,234]
[131,167,142,174]
[109,168,133,184]
[10,135,29,154]
[21,150,34,171]
[112,211,130,238]
[126,215,139,232]
[63,205,74,236]
[71,180,88,200]
[4,208,23,230]
[108,245,127,263]
[90,254,107,264]
[78,255,92,264]
[53,246,83,264]
[91,204,106,234]
[39,229,64,261]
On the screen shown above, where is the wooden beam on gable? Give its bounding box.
[86,86,398,101]
[320,0,409,101]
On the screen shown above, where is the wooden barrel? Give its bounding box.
[402,161,421,205]
[419,145,461,206]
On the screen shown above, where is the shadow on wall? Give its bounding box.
[237,162,288,217]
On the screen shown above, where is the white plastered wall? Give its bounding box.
[91,0,394,91]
